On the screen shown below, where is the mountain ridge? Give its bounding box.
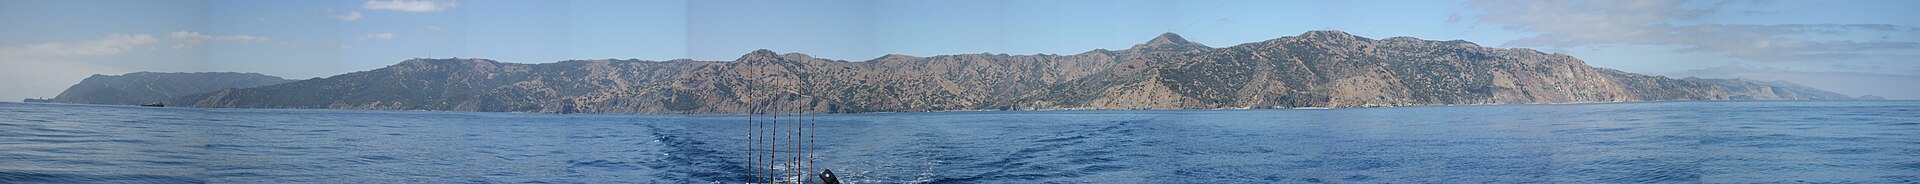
[47,30,1865,114]
[50,72,294,105]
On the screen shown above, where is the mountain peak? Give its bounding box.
[396,58,497,67]
[738,49,782,62]
[748,49,778,56]
[1297,30,1360,40]
[1149,32,1191,45]
[1131,32,1210,52]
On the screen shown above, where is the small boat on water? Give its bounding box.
[21,98,50,103]
[139,102,164,107]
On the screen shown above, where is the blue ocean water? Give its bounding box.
[1,101,1917,183]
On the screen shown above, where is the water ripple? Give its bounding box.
[0,101,1916,183]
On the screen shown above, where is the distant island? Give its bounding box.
[43,30,1876,114]
[46,72,293,106]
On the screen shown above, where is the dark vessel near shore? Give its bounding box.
[21,98,50,103]
[139,102,164,107]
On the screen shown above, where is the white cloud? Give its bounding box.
[425,26,445,32]
[333,11,363,21]
[170,31,271,44]
[0,33,157,57]
[364,0,460,13]
[361,32,396,41]
[168,31,272,49]
[0,32,277,58]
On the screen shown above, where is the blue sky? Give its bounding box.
[2,0,1916,100]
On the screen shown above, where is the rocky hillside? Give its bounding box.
[51,72,294,105]
[169,30,1861,114]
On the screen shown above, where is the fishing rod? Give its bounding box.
[740,60,837,184]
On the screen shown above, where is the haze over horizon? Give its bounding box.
[4,0,1918,100]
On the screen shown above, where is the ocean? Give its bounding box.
[2,101,1916,183]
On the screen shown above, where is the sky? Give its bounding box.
[2,0,1916,100]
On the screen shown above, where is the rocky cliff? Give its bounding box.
[169,30,1861,114]
[51,72,294,105]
